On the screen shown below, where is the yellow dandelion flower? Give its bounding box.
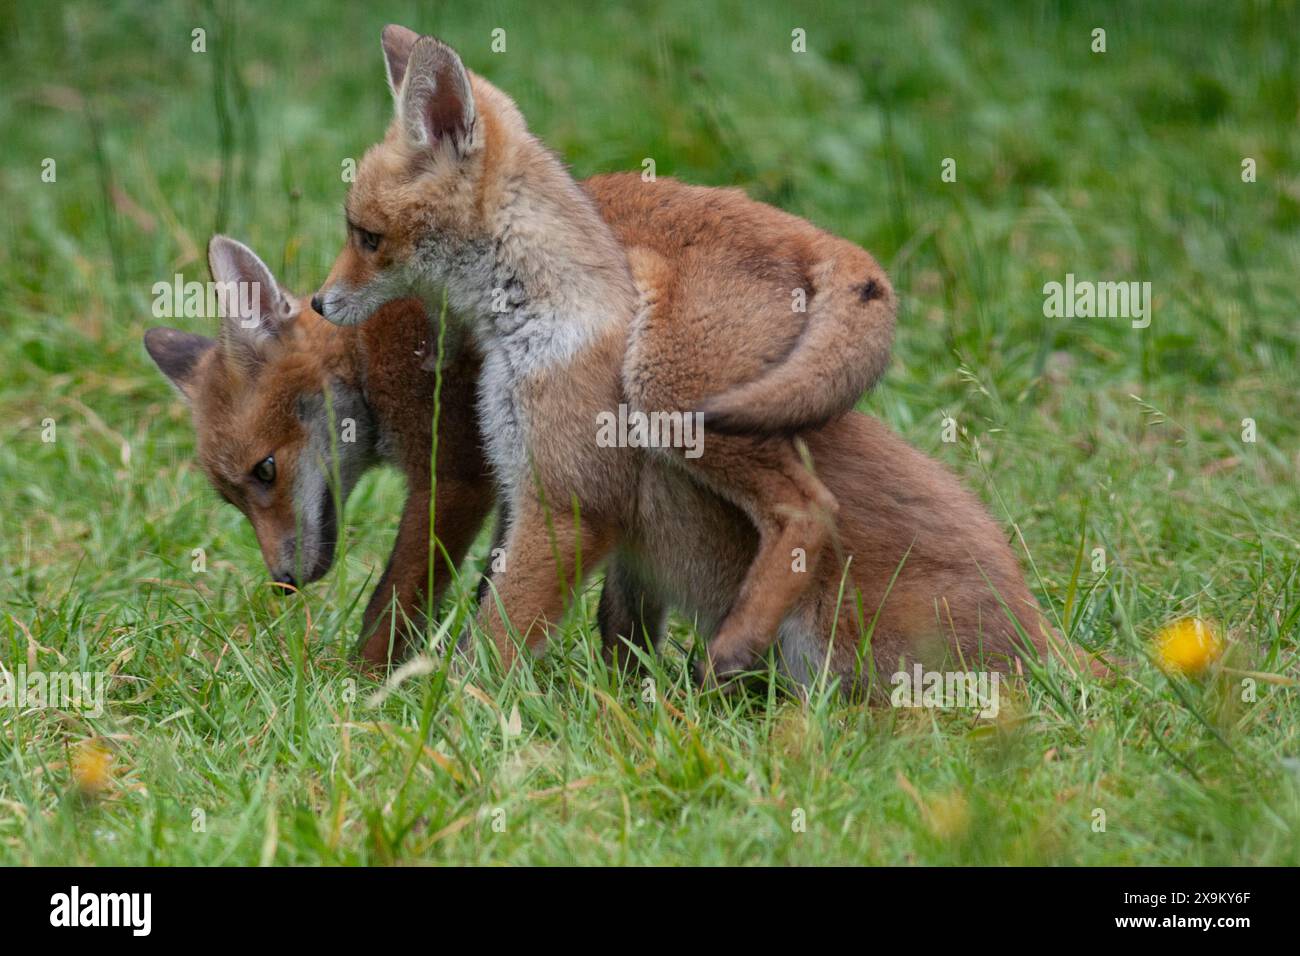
[1154,617,1223,676]
[71,739,113,798]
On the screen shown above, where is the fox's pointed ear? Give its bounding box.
[381,24,420,100]
[144,328,216,402]
[207,235,294,366]
[398,36,478,155]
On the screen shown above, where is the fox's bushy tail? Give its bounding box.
[696,257,896,435]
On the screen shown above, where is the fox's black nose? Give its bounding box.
[273,572,297,591]
[310,294,325,316]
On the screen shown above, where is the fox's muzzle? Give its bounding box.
[313,284,377,328]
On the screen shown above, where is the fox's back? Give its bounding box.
[583,173,894,434]
[585,173,823,281]
[807,414,1048,668]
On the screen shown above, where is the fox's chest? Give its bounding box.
[476,349,529,492]
[471,307,582,493]
[476,342,637,517]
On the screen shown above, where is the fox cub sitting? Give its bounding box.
[314,26,899,682]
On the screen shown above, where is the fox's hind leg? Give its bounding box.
[621,245,840,686]
[683,435,839,685]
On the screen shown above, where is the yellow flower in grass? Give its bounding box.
[71,739,113,798]
[1154,617,1223,676]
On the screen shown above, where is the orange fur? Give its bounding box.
[315,28,901,681]
[145,237,491,670]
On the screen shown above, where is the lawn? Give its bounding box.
[1,0,1298,865]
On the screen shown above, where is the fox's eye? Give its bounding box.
[358,229,382,252]
[252,455,276,484]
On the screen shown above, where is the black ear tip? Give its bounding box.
[143,327,216,382]
[414,33,452,55]
[143,326,180,360]
[143,326,170,356]
[382,24,421,54]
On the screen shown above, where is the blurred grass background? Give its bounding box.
[0,0,1298,864]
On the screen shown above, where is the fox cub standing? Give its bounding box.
[148,239,1058,690]
[315,25,898,682]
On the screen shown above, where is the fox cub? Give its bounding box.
[145,237,490,666]
[148,239,1057,691]
[314,25,898,682]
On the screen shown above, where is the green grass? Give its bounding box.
[2,0,1299,865]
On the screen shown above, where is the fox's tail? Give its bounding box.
[696,257,896,435]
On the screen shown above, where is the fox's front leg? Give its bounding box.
[358,478,493,670]
[473,493,615,668]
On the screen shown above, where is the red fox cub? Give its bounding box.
[145,236,491,666]
[144,238,1055,686]
[313,25,899,682]
[147,238,1055,691]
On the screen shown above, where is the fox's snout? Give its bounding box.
[312,284,362,326]
[261,521,336,591]
[314,243,391,327]
[313,279,388,328]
